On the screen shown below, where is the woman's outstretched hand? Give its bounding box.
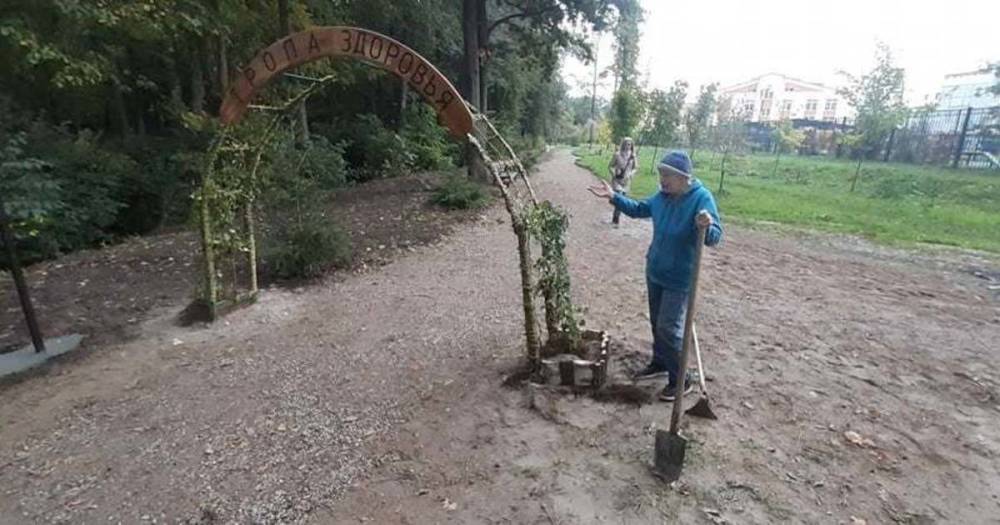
[588,180,614,200]
[696,210,713,229]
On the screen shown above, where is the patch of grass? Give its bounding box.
[431,175,490,210]
[574,146,1000,253]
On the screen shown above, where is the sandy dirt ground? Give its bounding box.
[1,150,998,524]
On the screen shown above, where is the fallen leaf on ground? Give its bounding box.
[442,498,457,511]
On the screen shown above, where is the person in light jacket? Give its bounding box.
[607,137,637,226]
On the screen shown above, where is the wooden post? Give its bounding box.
[467,134,540,363]
[245,202,258,295]
[199,139,224,320]
[0,196,45,353]
[515,220,541,363]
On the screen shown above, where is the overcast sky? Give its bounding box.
[561,0,999,105]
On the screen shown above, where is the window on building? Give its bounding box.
[805,99,818,119]
[761,89,773,100]
[824,99,837,111]
[780,100,792,119]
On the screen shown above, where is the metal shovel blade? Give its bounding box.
[652,429,687,482]
[685,395,718,420]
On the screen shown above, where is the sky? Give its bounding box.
[561,0,999,105]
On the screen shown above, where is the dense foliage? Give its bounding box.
[0,0,615,267]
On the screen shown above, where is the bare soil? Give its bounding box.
[1,150,999,524]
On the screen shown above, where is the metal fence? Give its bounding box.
[737,106,1000,169]
[888,106,999,168]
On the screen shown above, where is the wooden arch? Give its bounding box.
[219,26,473,138]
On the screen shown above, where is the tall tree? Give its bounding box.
[461,0,616,111]
[713,96,749,194]
[609,87,642,144]
[686,83,718,156]
[837,42,906,160]
[645,80,687,171]
[276,0,309,141]
[610,0,642,92]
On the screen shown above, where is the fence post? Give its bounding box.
[883,127,896,162]
[952,106,973,168]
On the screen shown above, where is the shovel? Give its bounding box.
[652,222,707,482]
[685,323,718,420]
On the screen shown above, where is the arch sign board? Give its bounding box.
[220,27,473,139]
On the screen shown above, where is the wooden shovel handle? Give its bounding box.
[669,225,707,435]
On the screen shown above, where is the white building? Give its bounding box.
[719,73,854,123]
[934,69,1000,110]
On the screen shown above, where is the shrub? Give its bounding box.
[400,104,459,170]
[263,222,352,280]
[4,122,137,260]
[267,135,349,191]
[432,175,489,210]
[333,113,415,182]
[258,130,352,281]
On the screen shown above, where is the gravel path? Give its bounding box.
[1,149,999,524]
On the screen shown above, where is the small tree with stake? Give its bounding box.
[645,81,688,174]
[771,120,805,176]
[713,96,749,195]
[837,42,906,191]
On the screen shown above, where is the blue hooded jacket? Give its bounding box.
[610,180,723,291]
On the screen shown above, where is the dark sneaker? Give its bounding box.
[633,364,669,380]
[658,382,694,402]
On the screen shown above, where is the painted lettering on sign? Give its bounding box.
[220,27,472,138]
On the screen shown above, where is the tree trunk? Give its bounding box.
[515,221,541,364]
[461,0,484,179]
[277,0,290,37]
[588,40,600,146]
[719,151,728,194]
[110,81,131,138]
[276,0,309,142]
[218,34,229,97]
[168,58,184,111]
[190,43,206,113]
[851,155,863,192]
[773,151,781,176]
[462,0,481,109]
[298,104,310,142]
[400,82,409,128]
[477,0,488,112]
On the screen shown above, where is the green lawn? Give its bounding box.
[574,145,1000,253]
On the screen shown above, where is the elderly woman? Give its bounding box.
[607,137,637,226]
[589,151,723,401]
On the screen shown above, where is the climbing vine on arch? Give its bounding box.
[193,77,337,319]
[525,201,582,352]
